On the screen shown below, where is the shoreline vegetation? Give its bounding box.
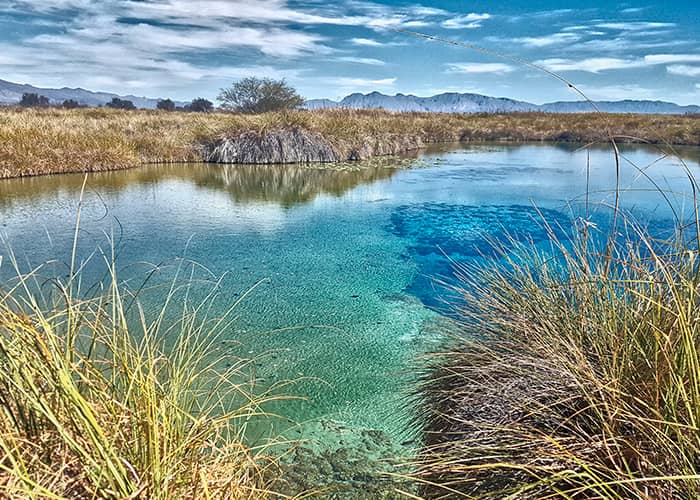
[415,202,700,497]
[0,106,698,179]
[0,257,283,498]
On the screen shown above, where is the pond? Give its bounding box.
[1,142,699,491]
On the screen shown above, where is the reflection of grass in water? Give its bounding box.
[0,165,173,209]
[192,163,399,206]
[0,237,289,498]
[0,156,417,209]
[4,141,696,211]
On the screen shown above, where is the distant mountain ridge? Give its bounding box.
[305,91,700,115]
[0,79,184,109]
[1,79,697,114]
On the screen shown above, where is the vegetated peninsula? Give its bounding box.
[0,107,698,179]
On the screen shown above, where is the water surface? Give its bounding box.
[1,143,698,480]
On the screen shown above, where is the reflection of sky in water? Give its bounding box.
[0,143,698,445]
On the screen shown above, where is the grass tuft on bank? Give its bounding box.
[0,249,282,498]
[1,106,698,178]
[414,180,700,497]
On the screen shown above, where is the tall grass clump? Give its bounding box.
[413,170,700,497]
[0,247,283,498]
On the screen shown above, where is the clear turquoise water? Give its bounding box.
[1,143,698,466]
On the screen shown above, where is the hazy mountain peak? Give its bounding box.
[305,91,699,114]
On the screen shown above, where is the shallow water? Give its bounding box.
[1,143,699,491]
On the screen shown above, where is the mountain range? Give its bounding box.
[305,91,700,115]
[1,78,697,114]
[0,79,182,109]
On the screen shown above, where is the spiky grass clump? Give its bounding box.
[0,254,282,498]
[415,210,700,497]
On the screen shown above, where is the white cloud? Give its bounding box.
[6,1,337,62]
[351,37,382,46]
[402,20,430,28]
[10,0,366,26]
[507,8,576,22]
[667,65,700,77]
[620,7,648,14]
[577,83,680,101]
[0,25,308,96]
[365,15,414,28]
[446,63,514,74]
[515,32,581,47]
[578,36,691,52]
[596,21,675,31]
[442,13,490,29]
[38,21,326,57]
[538,54,700,74]
[3,0,456,99]
[3,0,696,104]
[0,0,384,99]
[1,42,305,95]
[332,77,396,87]
[537,57,640,73]
[115,0,458,31]
[410,6,448,16]
[561,25,589,32]
[5,0,93,12]
[337,57,386,66]
[530,9,575,17]
[120,0,368,27]
[645,54,700,64]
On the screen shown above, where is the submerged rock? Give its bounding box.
[204,128,341,164]
[270,420,418,498]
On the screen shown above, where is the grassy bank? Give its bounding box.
[1,107,698,178]
[415,194,700,496]
[0,254,282,498]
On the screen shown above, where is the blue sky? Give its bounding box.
[1,1,699,104]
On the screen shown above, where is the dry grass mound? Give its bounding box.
[415,207,700,498]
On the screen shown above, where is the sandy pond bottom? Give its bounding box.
[1,143,698,496]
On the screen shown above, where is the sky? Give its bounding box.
[1,1,699,104]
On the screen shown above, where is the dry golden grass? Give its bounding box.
[414,189,700,497]
[0,246,286,498]
[1,106,698,179]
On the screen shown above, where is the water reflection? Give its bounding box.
[191,163,398,206]
[1,143,698,210]
[0,167,170,208]
[0,161,403,209]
